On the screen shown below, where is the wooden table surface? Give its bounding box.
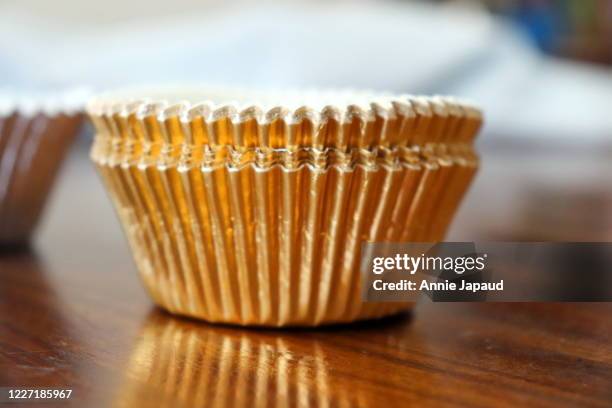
[1,141,611,407]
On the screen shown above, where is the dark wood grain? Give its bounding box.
[1,143,611,407]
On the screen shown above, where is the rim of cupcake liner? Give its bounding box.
[88,88,482,150]
[0,88,90,117]
[87,85,481,116]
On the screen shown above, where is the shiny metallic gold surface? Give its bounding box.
[89,93,482,326]
[0,112,83,245]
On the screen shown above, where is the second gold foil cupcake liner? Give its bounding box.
[0,108,83,245]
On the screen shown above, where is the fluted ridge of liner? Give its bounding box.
[91,143,478,172]
[93,158,478,326]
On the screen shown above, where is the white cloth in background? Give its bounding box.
[0,0,610,144]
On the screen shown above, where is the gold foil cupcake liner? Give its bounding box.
[89,88,482,326]
[0,91,85,245]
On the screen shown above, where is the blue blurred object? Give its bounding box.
[512,0,562,52]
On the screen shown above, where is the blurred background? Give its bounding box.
[0,0,610,244]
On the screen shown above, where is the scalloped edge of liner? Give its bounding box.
[87,88,482,127]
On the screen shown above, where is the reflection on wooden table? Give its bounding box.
[118,311,372,408]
